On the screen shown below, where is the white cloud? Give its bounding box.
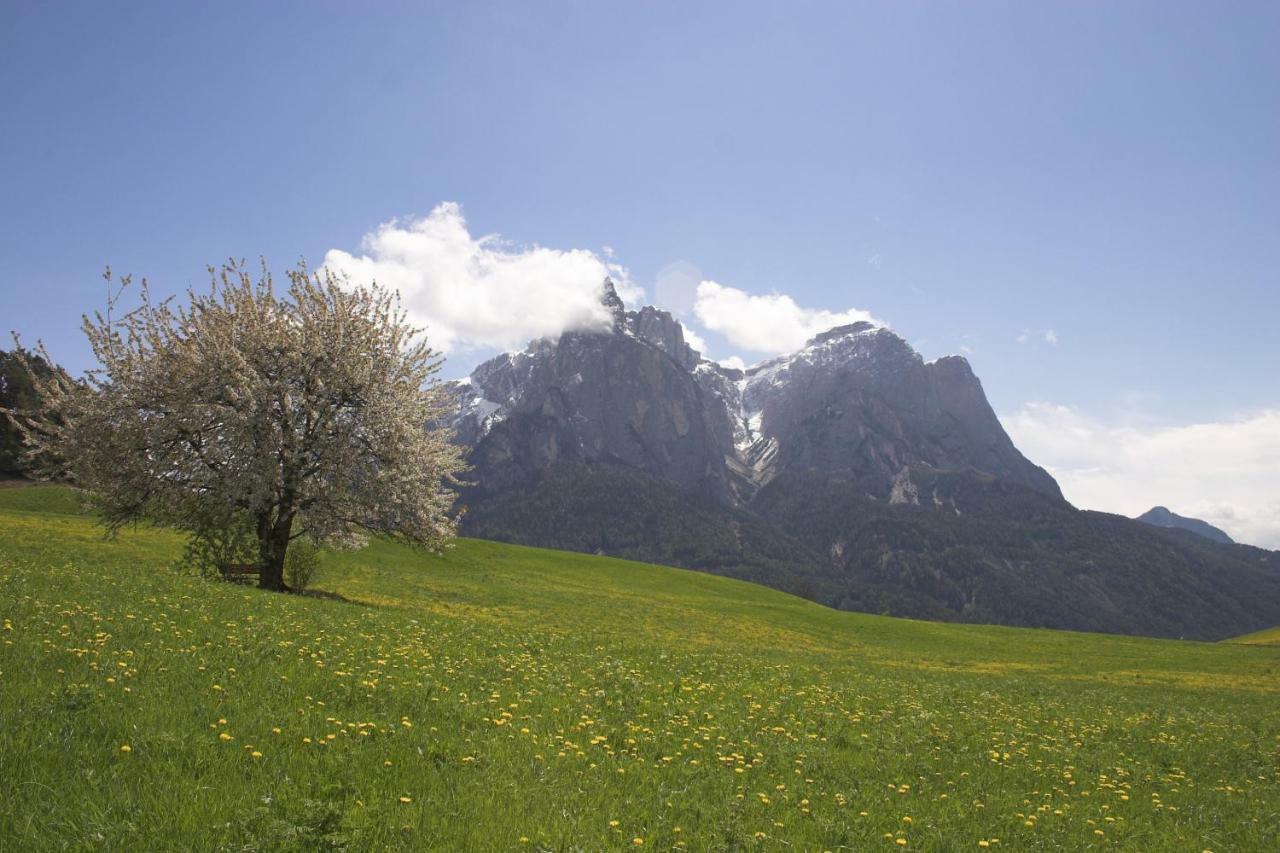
[1044,329,1059,345]
[693,280,882,355]
[718,355,747,371]
[322,202,641,352]
[1004,403,1280,549]
[681,326,708,355]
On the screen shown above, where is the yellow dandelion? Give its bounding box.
[219,732,233,742]
[119,744,131,753]
[399,796,412,804]
[251,751,262,759]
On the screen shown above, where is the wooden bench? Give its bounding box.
[219,562,260,582]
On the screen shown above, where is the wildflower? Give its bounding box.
[119,744,131,753]
[251,751,262,759]
[399,796,412,804]
[219,732,233,742]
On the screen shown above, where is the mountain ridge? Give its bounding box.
[1136,505,1234,545]
[445,279,1280,640]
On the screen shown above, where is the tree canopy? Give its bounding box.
[7,262,465,589]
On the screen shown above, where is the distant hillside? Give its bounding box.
[1137,505,1234,544]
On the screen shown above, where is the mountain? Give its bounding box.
[1136,506,1234,545]
[451,282,1057,506]
[446,280,1280,640]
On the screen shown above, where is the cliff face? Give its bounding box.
[451,282,735,502]
[690,322,1062,502]
[451,281,1060,508]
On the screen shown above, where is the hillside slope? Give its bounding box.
[3,487,1279,851]
[1136,505,1235,544]
[1228,626,1280,646]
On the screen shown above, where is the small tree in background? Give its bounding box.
[0,348,57,478]
[8,261,465,590]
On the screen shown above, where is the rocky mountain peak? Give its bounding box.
[449,292,1062,508]
[629,305,700,370]
[804,321,879,347]
[599,278,628,329]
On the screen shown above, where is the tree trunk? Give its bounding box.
[257,512,294,591]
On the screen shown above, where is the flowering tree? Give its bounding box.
[7,262,465,590]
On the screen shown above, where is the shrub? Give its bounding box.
[284,539,321,592]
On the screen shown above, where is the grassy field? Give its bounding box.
[1228,626,1280,647]
[2,486,1278,851]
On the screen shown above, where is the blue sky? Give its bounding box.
[2,1,1278,543]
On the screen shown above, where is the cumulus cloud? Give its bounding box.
[1004,403,1280,549]
[323,202,641,352]
[718,355,747,371]
[693,280,881,355]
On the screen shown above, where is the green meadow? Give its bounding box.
[1228,626,1280,647]
[1,486,1277,851]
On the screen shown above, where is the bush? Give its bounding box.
[284,539,321,592]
